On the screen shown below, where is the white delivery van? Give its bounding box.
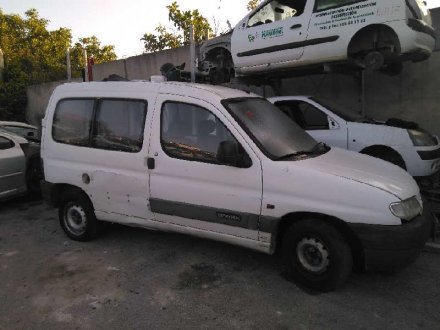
[199,0,436,83]
[41,82,431,291]
[269,96,440,177]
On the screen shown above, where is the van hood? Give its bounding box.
[299,148,419,200]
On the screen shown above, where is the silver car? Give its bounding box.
[0,131,41,201]
[0,121,40,142]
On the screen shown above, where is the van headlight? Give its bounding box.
[408,129,437,146]
[390,196,423,222]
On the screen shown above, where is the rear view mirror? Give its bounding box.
[217,141,252,168]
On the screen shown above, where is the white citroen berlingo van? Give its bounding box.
[41,81,431,291]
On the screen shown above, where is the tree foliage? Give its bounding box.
[0,8,116,120]
[247,0,260,11]
[142,2,212,53]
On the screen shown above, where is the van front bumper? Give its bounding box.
[349,209,432,271]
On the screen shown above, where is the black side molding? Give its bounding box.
[237,36,339,57]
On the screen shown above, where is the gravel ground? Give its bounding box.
[1,197,439,330]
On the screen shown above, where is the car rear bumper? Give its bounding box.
[349,206,432,271]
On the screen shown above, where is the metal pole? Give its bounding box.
[83,49,89,82]
[190,25,196,83]
[0,48,4,82]
[360,70,366,116]
[66,49,72,82]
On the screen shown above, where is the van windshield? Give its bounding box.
[223,98,327,160]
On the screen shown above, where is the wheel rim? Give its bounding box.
[364,51,384,70]
[64,203,87,235]
[296,237,330,274]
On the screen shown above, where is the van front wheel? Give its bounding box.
[282,219,353,292]
[59,191,101,241]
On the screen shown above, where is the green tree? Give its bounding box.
[0,8,116,120]
[247,0,260,11]
[70,36,117,76]
[142,2,212,53]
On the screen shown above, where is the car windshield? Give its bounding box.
[310,97,366,122]
[223,98,323,160]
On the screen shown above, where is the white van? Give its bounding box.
[269,96,440,177]
[41,81,431,291]
[200,0,436,83]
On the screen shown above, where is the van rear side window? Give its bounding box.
[52,98,147,153]
[93,100,147,153]
[52,99,94,146]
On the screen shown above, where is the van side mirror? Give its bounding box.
[217,141,252,168]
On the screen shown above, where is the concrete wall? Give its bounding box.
[93,46,196,81]
[25,78,82,127]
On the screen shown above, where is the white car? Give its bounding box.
[199,0,435,83]
[0,131,41,201]
[0,121,40,141]
[269,96,440,177]
[41,81,430,291]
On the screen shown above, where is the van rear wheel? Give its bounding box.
[282,219,353,292]
[59,191,101,241]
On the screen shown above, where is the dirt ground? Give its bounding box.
[0,197,439,330]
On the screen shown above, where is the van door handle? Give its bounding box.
[147,158,155,170]
[290,24,302,30]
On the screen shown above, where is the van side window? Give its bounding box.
[248,0,306,27]
[315,0,365,12]
[276,100,329,130]
[93,100,147,153]
[161,102,241,164]
[53,99,94,146]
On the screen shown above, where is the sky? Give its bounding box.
[0,0,250,58]
[0,0,439,58]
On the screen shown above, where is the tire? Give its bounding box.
[282,219,353,292]
[59,190,101,241]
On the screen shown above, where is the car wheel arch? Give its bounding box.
[347,24,401,60]
[360,145,407,170]
[273,212,365,272]
[51,184,93,208]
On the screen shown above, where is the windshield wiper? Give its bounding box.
[275,142,329,161]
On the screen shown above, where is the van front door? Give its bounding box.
[232,0,313,71]
[148,95,263,241]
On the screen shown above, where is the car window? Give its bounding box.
[161,102,243,164]
[275,100,329,130]
[92,99,147,153]
[315,0,366,12]
[0,136,15,150]
[298,102,329,130]
[248,0,306,27]
[53,99,94,146]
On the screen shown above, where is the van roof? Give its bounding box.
[52,81,259,101]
